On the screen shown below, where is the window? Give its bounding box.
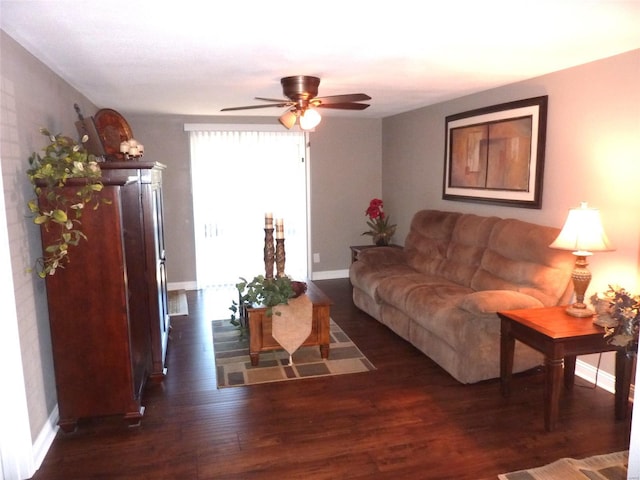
[187,126,309,288]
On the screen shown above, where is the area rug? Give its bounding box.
[168,290,188,316]
[212,319,375,388]
[498,450,628,480]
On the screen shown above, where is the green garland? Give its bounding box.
[27,128,109,277]
[229,275,294,331]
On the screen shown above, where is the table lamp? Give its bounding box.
[549,202,614,317]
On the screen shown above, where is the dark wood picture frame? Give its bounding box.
[443,96,548,209]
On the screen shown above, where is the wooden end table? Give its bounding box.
[247,280,332,366]
[498,306,634,431]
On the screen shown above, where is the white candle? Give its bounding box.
[276,219,284,239]
[137,143,144,154]
[120,141,129,153]
[265,212,273,229]
[128,146,139,156]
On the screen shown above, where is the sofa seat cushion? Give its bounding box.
[456,290,544,315]
[403,286,480,349]
[377,274,463,313]
[406,288,543,352]
[349,261,416,302]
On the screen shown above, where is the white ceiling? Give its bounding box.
[1,1,639,119]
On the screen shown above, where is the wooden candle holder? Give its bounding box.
[264,228,275,279]
[275,238,286,278]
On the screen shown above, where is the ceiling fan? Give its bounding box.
[221,75,371,130]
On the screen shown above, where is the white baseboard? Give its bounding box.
[31,406,59,474]
[168,281,198,291]
[576,359,616,394]
[311,269,349,280]
[575,357,635,402]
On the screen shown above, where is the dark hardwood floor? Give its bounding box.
[32,279,631,479]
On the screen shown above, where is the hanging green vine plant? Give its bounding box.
[26,128,109,277]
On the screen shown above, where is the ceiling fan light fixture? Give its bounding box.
[222,75,369,130]
[278,110,297,129]
[299,108,321,130]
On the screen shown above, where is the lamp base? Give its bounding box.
[566,304,595,318]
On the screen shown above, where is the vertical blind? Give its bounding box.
[188,128,308,288]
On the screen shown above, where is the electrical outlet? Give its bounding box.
[313,253,320,263]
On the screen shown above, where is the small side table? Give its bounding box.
[350,244,402,263]
[498,306,634,432]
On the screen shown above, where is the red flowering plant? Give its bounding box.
[362,198,397,246]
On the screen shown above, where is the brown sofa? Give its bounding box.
[349,209,575,383]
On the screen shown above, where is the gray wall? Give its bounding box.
[124,114,382,284]
[1,31,99,440]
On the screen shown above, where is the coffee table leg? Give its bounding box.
[320,344,329,359]
[545,355,563,431]
[250,352,259,366]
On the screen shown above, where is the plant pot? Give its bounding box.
[373,234,391,246]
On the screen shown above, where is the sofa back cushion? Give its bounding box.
[438,214,500,287]
[470,218,575,305]
[404,210,460,276]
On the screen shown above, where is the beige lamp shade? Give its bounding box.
[549,202,614,318]
[549,202,613,255]
[278,110,297,129]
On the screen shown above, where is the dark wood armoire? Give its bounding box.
[40,161,169,432]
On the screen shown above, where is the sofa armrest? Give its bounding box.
[457,290,544,315]
[357,246,406,265]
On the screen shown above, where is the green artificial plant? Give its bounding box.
[229,275,295,332]
[27,128,109,277]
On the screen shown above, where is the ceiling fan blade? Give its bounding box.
[314,93,371,104]
[255,97,292,103]
[316,102,370,110]
[221,103,290,112]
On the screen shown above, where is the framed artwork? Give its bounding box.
[443,96,548,209]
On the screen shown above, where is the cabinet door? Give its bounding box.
[120,181,153,394]
[148,180,170,378]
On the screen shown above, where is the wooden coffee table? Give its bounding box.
[247,280,332,366]
[498,306,634,431]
